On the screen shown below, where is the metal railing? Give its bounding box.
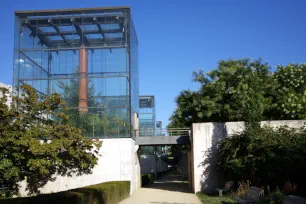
[133,128,191,137]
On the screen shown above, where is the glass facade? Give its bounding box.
[139,96,155,136]
[13,7,139,138]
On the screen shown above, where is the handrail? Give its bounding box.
[133,128,191,137]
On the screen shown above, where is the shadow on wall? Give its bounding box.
[199,123,228,194]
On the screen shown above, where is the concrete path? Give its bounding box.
[120,171,202,204]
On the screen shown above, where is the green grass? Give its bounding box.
[196,193,271,204]
[196,193,236,204]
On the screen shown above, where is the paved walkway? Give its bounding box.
[120,171,202,204]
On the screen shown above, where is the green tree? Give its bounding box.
[169,59,276,127]
[274,63,306,119]
[0,85,102,195]
[168,90,201,128]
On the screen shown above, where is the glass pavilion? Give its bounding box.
[13,7,139,138]
[139,96,156,136]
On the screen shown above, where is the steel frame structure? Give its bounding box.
[139,95,156,136]
[13,7,139,138]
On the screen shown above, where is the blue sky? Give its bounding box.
[1,0,306,126]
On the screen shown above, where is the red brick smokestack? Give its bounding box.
[78,47,88,112]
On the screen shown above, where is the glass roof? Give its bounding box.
[39,26,57,33]
[66,35,80,40]
[105,33,123,39]
[86,34,103,39]
[80,24,98,32]
[48,36,63,41]
[25,12,125,20]
[100,23,120,30]
[58,25,76,32]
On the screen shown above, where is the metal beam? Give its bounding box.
[18,43,127,52]
[18,12,127,20]
[24,16,124,27]
[41,28,121,36]
[135,136,190,146]
[71,18,89,46]
[18,71,129,81]
[24,20,52,47]
[93,17,106,41]
[48,19,69,44]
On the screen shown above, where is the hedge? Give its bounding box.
[141,174,155,186]
[0,181,130,204]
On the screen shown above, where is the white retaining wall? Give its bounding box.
[19,138,141,196]
[192,120,305,193]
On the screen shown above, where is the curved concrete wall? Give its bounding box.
[19,138,141,196]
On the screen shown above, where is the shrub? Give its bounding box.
[270,188,285,204]
[0,181,130,204]
[217,125,306,192]
[234,180,250,197]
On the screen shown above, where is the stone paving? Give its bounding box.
[119,171,202,204]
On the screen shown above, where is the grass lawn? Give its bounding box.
[196,193,236,204]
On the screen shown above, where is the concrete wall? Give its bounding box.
[19,138,141,196]
[192,120,305,193]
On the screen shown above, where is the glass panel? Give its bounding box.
[48,36,63,41]
[80,24,98,32]
[39,26,57,33]
[13,51,20,91]
[51,50,79,75]
[130,15,139,131]
[19,51,49,80]
[14,16,20,50]
[105,33,123,39]
[100,23,120,30]
[139,96,155,136]
[58,25,76,32]
[88,48,127,73]
[60,107,129,138]
[86,34,103,39]
[66,35,80,40]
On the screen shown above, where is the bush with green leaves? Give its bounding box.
[270,188,285,204]
[217,125,306,193]
[0,85,102,195]
[0,181,130,204]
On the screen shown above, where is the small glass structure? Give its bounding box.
[139,95,155,136]
[156,121,163,136]
[13,7,139,138]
